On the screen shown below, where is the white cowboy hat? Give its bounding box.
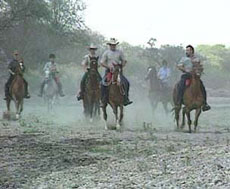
[106,38,119,45]
[87,43,98,50]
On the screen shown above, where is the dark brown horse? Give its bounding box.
[145,67,172,114]
[173,72,204,133]
[83,56,101,122]
[6,65,25,119]
[102,64,124,130]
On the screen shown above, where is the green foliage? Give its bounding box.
[197,44,230,69]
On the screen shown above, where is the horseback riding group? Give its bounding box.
[3,38,210,132]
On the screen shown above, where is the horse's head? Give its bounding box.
[88,56,99,73]
[145,66,157,80]
[45,69,51,80]
[191,70,201,80]
[111,63,122,84]
[14,63,24,76]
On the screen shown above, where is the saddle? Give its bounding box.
[106,72,113,82]
[185,79,191,87]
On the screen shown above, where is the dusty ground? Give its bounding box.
[0,94,230,189]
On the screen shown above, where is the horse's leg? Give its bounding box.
[151,99,157,115]
[89,100,93,123]
[15,100,20,119]
[97,100,100,117]
[163,102,169,115]
[6,99,11,113]
[102,104,108,130]
[119,105,124,127]
[113,105,120,130]
[194,108,201,132]
[20,99,24,114]
[185,109,192,133]
[181,107,186,129]
[175,106,181,130]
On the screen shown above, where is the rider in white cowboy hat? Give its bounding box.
[77,43,102,101]
[100,38,132,106]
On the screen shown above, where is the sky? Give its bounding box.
[84,0,230,47]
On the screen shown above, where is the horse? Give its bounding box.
[173,71,204,133]
[83,56,101,122]
[145,66,173,114]
[6,65,25,119]
[43,69,58,112]
[102,64,124,130]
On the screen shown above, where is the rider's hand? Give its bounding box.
[109,65,114,72]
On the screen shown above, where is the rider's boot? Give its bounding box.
[24,93,31,99]
[57,83,65,97]
[100,100,106,108]
[77,91,84,101]
[200,81,211,112]
[4,84,10,100]
[24,87,30,98]
[4,95,10,101]
[124,96,133,106]
[38,81,46,97]
[202,103,211,112]
[38,85,44,97]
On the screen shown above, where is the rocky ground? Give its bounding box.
[0,95,230,189]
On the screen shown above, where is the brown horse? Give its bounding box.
[145,67,172,114]
[102,64,124,130]
[6,65,25,119]
[83,56,101,122]
[173,72,204,133]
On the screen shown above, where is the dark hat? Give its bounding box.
[49,53,55,58]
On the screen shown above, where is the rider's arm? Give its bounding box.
[8,60,15,75]
[167,68,171,78]
[82,55,89,72]
[100,51,110,69]
[8,69,15,75]
[157,68,161,79]
[43,63,48,72]
[120,51,127,67]
[19,58,25,72]
[177,64,186,72]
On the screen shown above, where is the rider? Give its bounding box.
[176,45,211,111]
[4,50,30,100]
[100,38,132,106]
[77,44,101,101]
[157,60,170,88]
[38,53,65,97]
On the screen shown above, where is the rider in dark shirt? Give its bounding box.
[4,50,30,100]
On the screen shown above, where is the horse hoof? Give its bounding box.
[15,114,20,120]
[116,124,121,130]
[104,122,108,130]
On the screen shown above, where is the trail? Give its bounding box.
[0,95,230,188]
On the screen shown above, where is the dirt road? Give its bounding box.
[0,96,229,188]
